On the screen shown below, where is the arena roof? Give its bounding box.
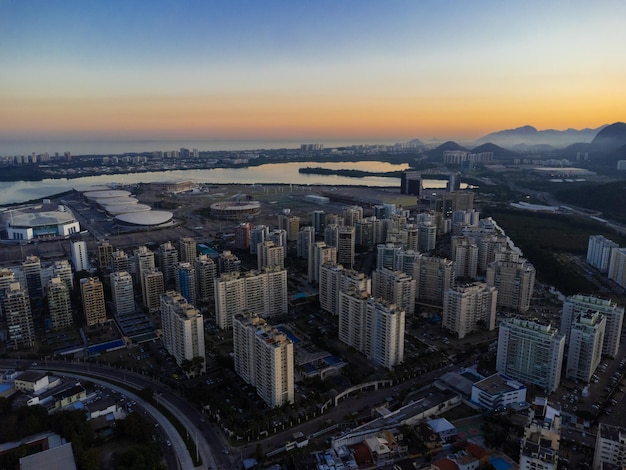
[105,204,152,216]
[83,190,132,200]
[7,210,77,228]
[74,185,112,193]
[115,210,173,227]
[95,197,138,206]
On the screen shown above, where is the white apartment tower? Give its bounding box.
[519,397,561,470]
[157,241,179,285]
[338,289,369,352]
[587,234,619,273]
[134,245,155,288]
[593,424,626,470]
[47,277,73,330]
[250,225,269,255]
[561,294,624,358]
[69,237,90,272]
[233,312,294,408]
[364,297,405,370]
[53,260,73,292]
[413,256,455,306]
[4,282,35,349]
[218,250,241,274]
[257,240,285,270]
[214,268,288,329]
[111,271,135,315]
[418,223,436,252]
[486,257,535,312]
[497,319,565,393]
[160,290,206,377]
[377,243,403,271]
[342,206,363,227]
[372,268,416,316]
[307,242,337,284]
[565,311,605,383]
[319,264,370,315]
[80,277,107,326]
[451,236,479,279]
[443,282,497,339]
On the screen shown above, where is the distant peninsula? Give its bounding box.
[298,167,403,178]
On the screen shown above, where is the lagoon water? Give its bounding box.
[1,161,420,205]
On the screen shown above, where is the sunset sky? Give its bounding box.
[1,0,625,145]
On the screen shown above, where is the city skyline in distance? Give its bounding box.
[1,1,625,143]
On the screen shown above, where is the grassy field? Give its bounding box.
[483,207,626,295]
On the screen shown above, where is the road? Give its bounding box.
[1,359,235,470]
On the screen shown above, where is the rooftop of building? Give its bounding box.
[474,373,526,395]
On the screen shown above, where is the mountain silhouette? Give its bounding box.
[477,124,605,148]
[471,143,518,158]
[591,122,626,149]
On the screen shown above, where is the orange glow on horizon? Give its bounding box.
[1,91,623,141]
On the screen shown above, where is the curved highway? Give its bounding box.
[0,359,237,470]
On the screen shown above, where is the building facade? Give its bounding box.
[443,282,497,339]
[80,277,106,326]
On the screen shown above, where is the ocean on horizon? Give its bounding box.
[0,138,404,157]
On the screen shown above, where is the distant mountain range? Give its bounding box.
[475,124,607,148]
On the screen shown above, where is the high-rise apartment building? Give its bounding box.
[519,397,561,470]
[157,241,179,285]
[69,236,90,272]
[134,245,155,287]
[377,243,403,271]
[110,271,135,315]
[53,260,73,292]
[278,214,300,241]
[110,250,130,274]
[234,223,251,250]
[337,226,356,268]
[451,236,479,279]
[217,250,241,274]
[319,264,370,315]
[307,242,337,284]
[296,226,315,258]
[339,289,405,369]
[97,239,114,268]
[194,254,217,304]
[342,206,363,227]
[4,282,35,349]
[587,234,619,273]
[160,290,206,377]
[179,237,197,263]
[417,223,436,252]
[257,241,285,270]
[608,247,626,289]
[214,268,288,329]
[565,311,605,382]
[250,225,269,255]
[364,297,405,370]
[413,256,455,306]
[486,257,535,312]
[47,277,73,330]
[372,268,416,316]
[142,268,164,314]
[22,255,42,298]
[80,277,106,326]
[593,424,626,470]
[443,282,497,339]
[312,210,326,234]
[475,234,509,273]
[496,318,565,393]
[233,312,294,408]
[561,294,624,358]
[174,262,196,306]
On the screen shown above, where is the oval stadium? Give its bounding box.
[114,210,175,230]
[210,200,261,220]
